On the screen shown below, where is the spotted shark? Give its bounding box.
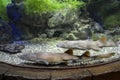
[57,37,117,51]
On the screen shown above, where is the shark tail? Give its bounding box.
[96,52,115,58]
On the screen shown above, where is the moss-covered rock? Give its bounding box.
[104,12,120,28]
[0,0,10,20]
[24,0,85,14]
[19,0,93,40]
[48,8,79,28]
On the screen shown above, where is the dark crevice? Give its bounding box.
[1,69,10,80]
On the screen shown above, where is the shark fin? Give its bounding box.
[64,49,73,55]
[100,36,107,43]
[81,51,90,57]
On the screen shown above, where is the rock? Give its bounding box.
[48,8,79,28]
[18,4,93,40]
[91,22,104,33]
[73,23,91,39]
[109,27,120,36]
[38,34,47,38]
[61,27,89,40]
[48,13,64,28]
[80,18,91,24]
[0,43,25,54]
[66,33,78,40]
[0,19,12,44]
[45,29,55,38]
[16,22,33,40]
[73,21,84,30]
[53,30,63,37]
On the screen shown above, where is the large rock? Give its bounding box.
[91,22,104,33]
[0,43,25,54]
[0,19,12,44]
[19,5,94,40]
[48,8,79,28]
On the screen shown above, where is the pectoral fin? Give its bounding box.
[64,49,73,55]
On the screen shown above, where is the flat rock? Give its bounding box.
[0,43,25,54]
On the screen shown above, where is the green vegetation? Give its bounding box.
[0,0,10,20]
[104,12,120,28]
[88,0,120,28]
[24,0,86,14]
[0,0,86,21]
[92,33,105,41]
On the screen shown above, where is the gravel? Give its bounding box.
[0,40,120,66]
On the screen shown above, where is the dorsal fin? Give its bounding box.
[99,36,107,43]
[81,51,90,57]
[64,49,73,55]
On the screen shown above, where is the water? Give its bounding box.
[0,0,120,66]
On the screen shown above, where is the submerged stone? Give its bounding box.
[0,43,25,54]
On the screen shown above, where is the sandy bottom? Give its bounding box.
[0,39,120,66]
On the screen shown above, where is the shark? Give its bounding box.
[57,37,117,51]
[18,49,82,65]
[19,49,115,65]
[82,51,115,59]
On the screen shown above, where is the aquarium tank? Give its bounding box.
[0,0,120,78]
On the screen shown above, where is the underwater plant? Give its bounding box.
[0,0,10,20]
[24,0,86,14]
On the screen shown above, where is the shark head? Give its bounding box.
[97,40,117,47]
[56,41,68,48]
[97,36,118,47]
[19,53,37,61]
